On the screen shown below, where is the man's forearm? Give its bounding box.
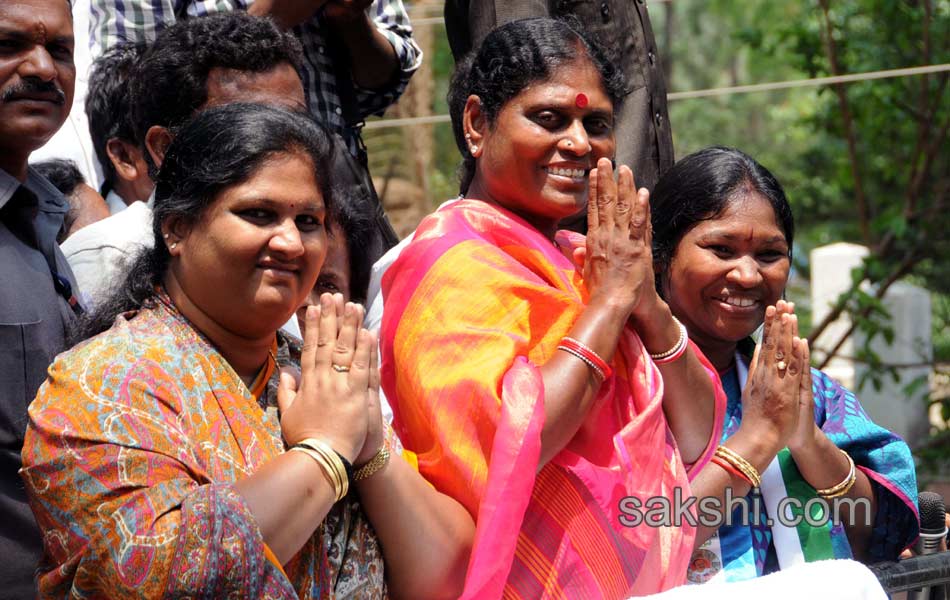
[247,0,329,29]
[337,12,400,90]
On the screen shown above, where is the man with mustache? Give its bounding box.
[0,0,81,595]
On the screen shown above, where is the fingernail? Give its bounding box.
[321,294,331,309]
[307,305,318,320]
[344,302,353,317]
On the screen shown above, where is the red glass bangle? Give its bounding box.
[710,455,754,486]
[560,337,613,379]
[556,345,604,380]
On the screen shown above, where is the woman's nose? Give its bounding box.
[270,220,305,257]
[559,120,592,156]
[726,256,763,287]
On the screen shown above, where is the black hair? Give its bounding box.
[85,42,146,194]
[650,146,795,295]
[71,103,337,344]
[33,159,88,244]
[328,191,376,305]
[130,12,303,176]
[33,158,84,197]
[447,17,625,194]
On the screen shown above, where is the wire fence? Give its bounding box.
[363,64,950,130]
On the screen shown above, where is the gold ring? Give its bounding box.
[776,360,787,371]
[332,364,350,373]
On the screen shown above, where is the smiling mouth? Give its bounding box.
[258,263,299,274]
[545,166,588,182]
[715,296,759,309]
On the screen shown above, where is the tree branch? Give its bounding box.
[903,72,947,219]
[905,111,950,219]
[810,180,947,369]
[814,248,923,370]
[807,111,948,349]
[816,0,872,245]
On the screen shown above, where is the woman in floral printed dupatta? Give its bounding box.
[21,103,473,599]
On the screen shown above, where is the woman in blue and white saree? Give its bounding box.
[649,146,919,583]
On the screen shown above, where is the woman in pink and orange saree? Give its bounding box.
[379,18,727,599]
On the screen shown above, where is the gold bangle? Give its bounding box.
[290,446,348,501]
[353,446,391,482]
[295,439,350,501]
[715,445,762,488]
[315,445,349,500]
[717,447,761,488]
[298,438,353,482]
[297,445,346,500]
[817,450,856,499]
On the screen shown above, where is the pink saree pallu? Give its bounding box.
[380,200,724,599]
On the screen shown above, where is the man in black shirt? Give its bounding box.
[0,0,81,596]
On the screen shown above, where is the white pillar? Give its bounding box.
[810,243,869,390]
[810,243,932,446]
[863,282,932,446]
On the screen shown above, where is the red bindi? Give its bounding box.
[575,93,589,108]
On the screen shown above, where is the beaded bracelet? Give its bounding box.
[816,450,856,499]
[650,317,689,364]
[559,337,613,380]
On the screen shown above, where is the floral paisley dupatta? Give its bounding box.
[21,293,386,598]
[380,199,725,599]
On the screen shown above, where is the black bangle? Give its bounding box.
[334,451,354,482]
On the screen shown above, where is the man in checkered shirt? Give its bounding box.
[89,0,422,160]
